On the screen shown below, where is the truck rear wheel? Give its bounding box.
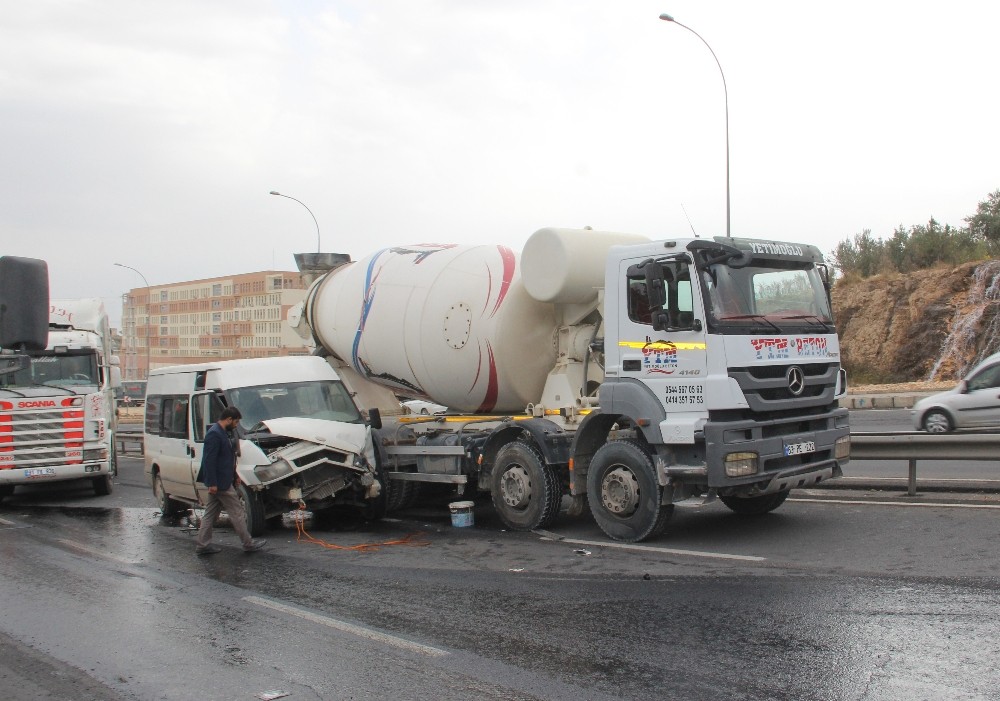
[587,440,672,542]
[719,490,789,516]
[490,441,561,531]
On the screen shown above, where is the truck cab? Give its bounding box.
[580,236,849,540]
[0,299,121,499]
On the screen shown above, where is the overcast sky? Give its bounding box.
[2,1,998,328]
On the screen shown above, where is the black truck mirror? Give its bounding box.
[0,256,49,351]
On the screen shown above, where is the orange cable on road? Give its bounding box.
[293,512,430,552]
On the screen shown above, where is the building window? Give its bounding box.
[212,284,222,296]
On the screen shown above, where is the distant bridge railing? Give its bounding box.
[849,432,1000,495]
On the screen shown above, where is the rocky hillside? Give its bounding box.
[832,260,1000,384]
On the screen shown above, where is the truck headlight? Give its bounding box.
[83,447,109,462]
[835,435,851,460]
[254,461,294,483]
[725,451,758,477]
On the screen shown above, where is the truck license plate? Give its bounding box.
[784,441,816,456]
[24,468,56,478]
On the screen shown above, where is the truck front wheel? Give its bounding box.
[490,441,561,531]
[587,440,672,543]
[719,490,789,516]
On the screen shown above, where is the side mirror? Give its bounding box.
[0,256,49,350]
[367,407,383,430]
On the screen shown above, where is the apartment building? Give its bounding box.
[119,270,311,379]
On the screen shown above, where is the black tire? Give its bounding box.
[922,409,952,434]
[587,440,672,542]
[153,472,187,516]
[719,490,790,516]
[0,484,13,504]
[489,440,561,531]
[236,482,266,537]
[387,479,423,512]
[93,473,113,496]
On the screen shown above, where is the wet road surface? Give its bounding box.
[2,474,1000,700]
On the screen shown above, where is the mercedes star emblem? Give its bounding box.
[787,366,805,396]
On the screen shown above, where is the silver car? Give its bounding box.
[912,352,1000,433]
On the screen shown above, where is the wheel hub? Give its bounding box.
[500,465,531,509]
[601,467,640,516]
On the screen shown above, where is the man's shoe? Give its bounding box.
[243,538,267,553]
[195,545,222,556]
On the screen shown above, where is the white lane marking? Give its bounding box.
[835,476,1000,484]
[243,596,449,658]
[540,536,767,562]
[791,498,1000,509]
[0,517,16,526]
[57,539,138,565]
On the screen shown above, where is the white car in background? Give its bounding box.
[912,352,1000,433]
[402,399,447,415]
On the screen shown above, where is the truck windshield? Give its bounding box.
[227,380,362,426]
[0,351,99,389]
[700,262,834,334]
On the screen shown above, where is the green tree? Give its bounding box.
[965,190,1000,253]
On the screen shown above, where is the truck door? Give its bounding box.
[190,391,227,504]
[617,258,708,409]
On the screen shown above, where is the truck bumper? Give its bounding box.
[700,406,849,494]
[0,461,110,485]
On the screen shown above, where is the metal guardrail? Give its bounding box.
[850,432,1000,495]
[108,429,994,495]
[116,432,144,456]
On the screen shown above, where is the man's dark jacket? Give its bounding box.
[196,422,237,490]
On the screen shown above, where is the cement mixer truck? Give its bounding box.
[293,228,850,542]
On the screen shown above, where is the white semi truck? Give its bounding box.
[294,228,851,542]
[0,298,121,499]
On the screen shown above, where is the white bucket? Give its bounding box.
[449,501,475,528]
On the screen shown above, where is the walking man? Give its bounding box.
[194,406,266,555]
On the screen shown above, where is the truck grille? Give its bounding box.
[727,363,839,413]
[0,404,87,468]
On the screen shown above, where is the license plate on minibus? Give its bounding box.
[24,468,56,478]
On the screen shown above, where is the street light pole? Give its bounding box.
[114,263,151,380]
[659,12,731,239]
[270,191,321,253]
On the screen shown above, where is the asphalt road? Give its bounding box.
[2,447,1000,700]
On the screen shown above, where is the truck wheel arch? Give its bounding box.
[478,418,569,487]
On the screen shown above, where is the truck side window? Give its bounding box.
[628,262,693,327]
[627,279,653,325]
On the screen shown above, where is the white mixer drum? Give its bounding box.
[307,244,557,413]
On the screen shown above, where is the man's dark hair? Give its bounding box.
[220,407,242,421]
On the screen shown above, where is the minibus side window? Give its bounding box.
[145,396,162,435]
[160,396,190,439]
[192,393,226,442]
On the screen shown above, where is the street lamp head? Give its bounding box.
[269,190,281,196]
[659,13,675,22]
